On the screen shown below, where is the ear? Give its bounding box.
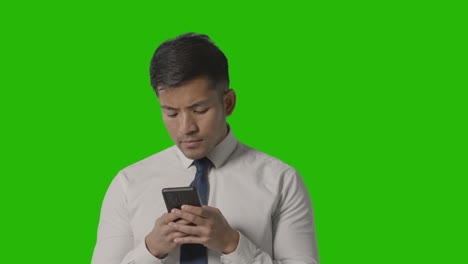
[223,89,236,117]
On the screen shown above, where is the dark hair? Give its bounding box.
[150,33,229,96]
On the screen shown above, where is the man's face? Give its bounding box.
[158,76,235,160]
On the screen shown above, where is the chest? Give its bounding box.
[128,169,279,247]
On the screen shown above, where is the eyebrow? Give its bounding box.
[161,100,210,111]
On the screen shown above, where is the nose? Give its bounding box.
[179,113,198,135]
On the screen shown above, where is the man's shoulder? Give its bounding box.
[230,142,304,194]
[118,145,179,177]
[233,141,297,173]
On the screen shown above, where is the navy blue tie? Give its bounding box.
[180,157,211,264]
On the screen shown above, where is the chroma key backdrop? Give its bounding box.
[0,1,465,263]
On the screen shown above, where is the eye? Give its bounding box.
[194,108,209,114]
[166,113,178,118]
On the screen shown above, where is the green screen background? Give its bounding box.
[1,1,466,263]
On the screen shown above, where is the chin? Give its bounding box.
[181,148,206,160]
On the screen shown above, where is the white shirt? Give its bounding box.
[92,130,319,264]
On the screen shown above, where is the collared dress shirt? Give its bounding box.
[92,129,319,264]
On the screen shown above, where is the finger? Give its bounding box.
[167,230,189,240]
[156,230,187,245]
[160,221,184,236]
[173,235,207,245]
[168,222,203,236]
[171,209,204,225]
[175,219,192,225]
[180,205,210,218]
[163,218,192,233]
[159,212,183,224]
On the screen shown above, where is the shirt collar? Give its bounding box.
[176,127,238,169]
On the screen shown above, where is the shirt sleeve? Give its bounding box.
[91,171,166,264]
[220,169,320,264]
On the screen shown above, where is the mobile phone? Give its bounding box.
[162,187,202,212]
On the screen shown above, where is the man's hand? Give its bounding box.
[168,205,240,254]
[145,212,192,258]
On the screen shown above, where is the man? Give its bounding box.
[92,33,319,264]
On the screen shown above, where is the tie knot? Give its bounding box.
[193,157,211,173]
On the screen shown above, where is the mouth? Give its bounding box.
[180,139,203,148]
